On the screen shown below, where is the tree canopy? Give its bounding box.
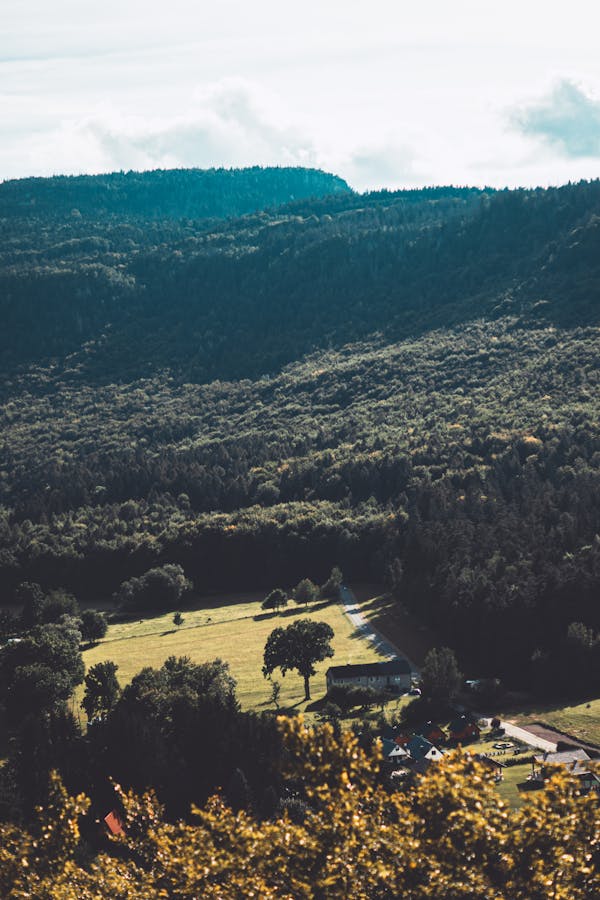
[81,660,120,720]
[420,647,463,706]
[1,718,600,899]
[263,619,335,700]
[0,621,84,723]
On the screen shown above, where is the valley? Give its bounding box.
[1,167,599,897]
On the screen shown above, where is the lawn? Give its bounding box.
[440,729,536,809]
[81,591,389,713]
[511,698,600,747]
[495,762,533,808]
[351,584,438,668]
[463,732,536,809]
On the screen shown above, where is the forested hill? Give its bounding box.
[1,170,600,685]
[0,165,350,221]
[1,176,600,386]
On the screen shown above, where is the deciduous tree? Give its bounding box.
[262,619,334,700]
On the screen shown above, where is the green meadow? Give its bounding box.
[82,591,388,713]
[512,698,600,748]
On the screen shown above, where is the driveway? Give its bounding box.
[339,585,418,674]
[477,718,557,753]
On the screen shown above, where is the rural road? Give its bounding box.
[339,586,419,674]
[340,589,559,753]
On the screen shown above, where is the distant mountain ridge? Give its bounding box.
[0,173,599,386]
[0,165,351,221]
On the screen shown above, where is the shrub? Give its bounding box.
[114,564,192,612]
[261,589,288,611]
[80,610,108,643]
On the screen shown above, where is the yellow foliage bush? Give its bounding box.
[1,718,599,899]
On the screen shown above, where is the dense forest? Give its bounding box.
[1,168,600,685]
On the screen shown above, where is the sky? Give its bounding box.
[2,0,600,191]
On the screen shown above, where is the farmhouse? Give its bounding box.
[531,749,600,794]
[326,658,412,694]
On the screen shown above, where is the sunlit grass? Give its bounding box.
[512,697,600,746]
[82,591,388,713]
[495,763,532,808]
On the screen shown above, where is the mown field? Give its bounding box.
[512,698,600,747]
[82,590,390,713]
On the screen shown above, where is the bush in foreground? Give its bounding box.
[1,718,600,898]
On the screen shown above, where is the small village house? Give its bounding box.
[380,738,410,766]
[326,658,412,694]
[531,749,600,795]
[404,735,444,762]
[448,715,480,744]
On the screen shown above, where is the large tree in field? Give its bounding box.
[262,619,334,701]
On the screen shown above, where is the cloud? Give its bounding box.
[1,78,421,191]
[512,80,600,157]
[75,80,319,173]
[337,143,421,192]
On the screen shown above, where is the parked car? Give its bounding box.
[493,741,514,750]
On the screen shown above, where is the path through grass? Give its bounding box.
[351,584,438,668]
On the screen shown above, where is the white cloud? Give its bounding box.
[512,80,600,158]
[0,80,319,179]
[0,79,423,191]
[334,143,422,192]
[2,2,600,188]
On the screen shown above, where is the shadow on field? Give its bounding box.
[262,701,307,718]
[305,696,328,713]
[252,599,334,622]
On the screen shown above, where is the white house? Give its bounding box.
[326,658,412,694]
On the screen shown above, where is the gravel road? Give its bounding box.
[339,585,418,673]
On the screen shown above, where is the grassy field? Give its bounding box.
[450,731,535,809]
[82,591,392,714]
[510,698,600,747]
[495,762,533,808]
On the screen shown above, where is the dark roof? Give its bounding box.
[381,738,397,757]
[448,715,479,733]
[476,754,506,769]
[405,735,435,760]
[327,659,412,678]
[534,749,591,766]
[420,721,446,735]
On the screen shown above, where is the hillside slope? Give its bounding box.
[0,165,350,221]
[1,170,599,684]
[1,178,599,385]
